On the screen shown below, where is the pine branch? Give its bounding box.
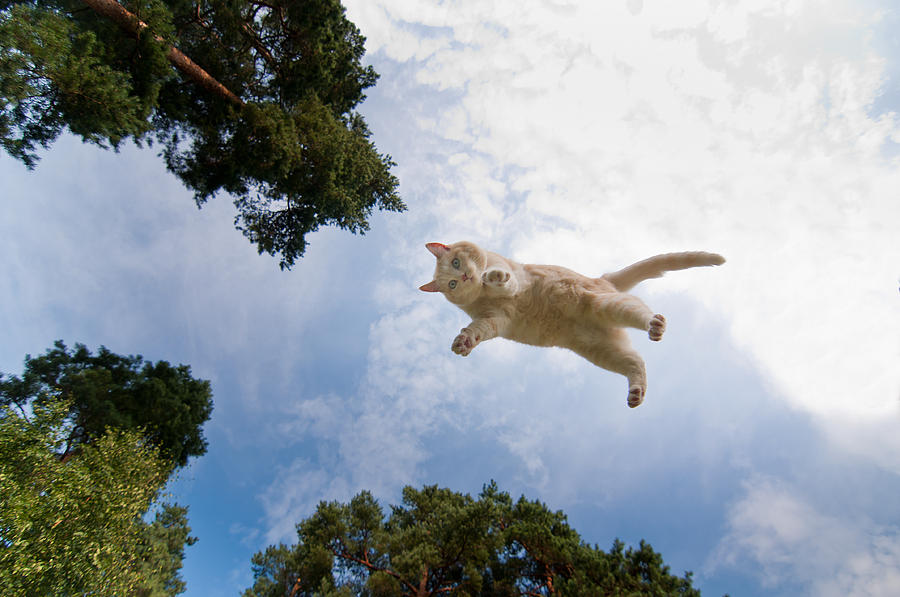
[327,539,420,596]
[79,0,244,107]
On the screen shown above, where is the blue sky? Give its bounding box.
[2,1,899,595]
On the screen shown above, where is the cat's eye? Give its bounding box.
[452,258,461,269]
[448,280,458,289]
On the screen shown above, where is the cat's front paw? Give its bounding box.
[627,384,645,408]
[648,314,666,342]
[452,328,479,356]
[482,268,511,287]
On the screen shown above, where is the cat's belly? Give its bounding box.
[501,317,579,348]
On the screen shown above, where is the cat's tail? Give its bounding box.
[602,252,725,291]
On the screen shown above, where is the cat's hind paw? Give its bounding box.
[452,328,478,356]
[627,384,645,408]
[482,268,511,287]
[648,314,666,342]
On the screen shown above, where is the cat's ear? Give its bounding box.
[426,242,450,258]
[419,280,441,292]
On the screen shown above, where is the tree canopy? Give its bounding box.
[0,339,213,468]
[0,0,404,267]
[243,482,703,597]
[0,342,207,595]
[0,398,194,596]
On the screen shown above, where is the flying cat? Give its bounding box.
[419,241,725,408]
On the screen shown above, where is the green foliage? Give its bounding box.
[246,544,308,597]
[0,339,213,467]
[133,503,198,597]
[0,0,403,267]
[0,399,170,596]
[0,1,170,165]
[243,482,703,597]
[0,340,202,596]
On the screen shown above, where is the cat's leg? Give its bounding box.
[452,316,508,356]
[586,292,666,341]
[573,329,649,408]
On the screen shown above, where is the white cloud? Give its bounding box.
[228,522,261,549]
[711,476,900,596]
[0,137,338,355]
[259,459,352,544]
[346,0,900,426]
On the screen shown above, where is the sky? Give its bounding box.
[1,0,899,595]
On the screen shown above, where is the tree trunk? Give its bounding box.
[416,567,429,597]
[79,0,244,107]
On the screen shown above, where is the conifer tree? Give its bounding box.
[0,340,213,467]
[243,482,703,597]
[0,0,403,267]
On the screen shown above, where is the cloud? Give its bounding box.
[711,476,900,596]
[0,136,342,364]
[345,0,900,425]
[258,457,356,545]
[228,522,261,549]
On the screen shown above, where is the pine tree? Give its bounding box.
[0,340,213,468]
[0,0,403,267]
[243,482,704,597]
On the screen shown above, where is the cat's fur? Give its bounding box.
[420,241,725,407]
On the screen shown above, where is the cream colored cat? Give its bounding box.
[420,241,725,407]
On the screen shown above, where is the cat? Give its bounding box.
[419,241,725,408]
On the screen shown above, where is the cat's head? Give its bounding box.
[419,241,487,306]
